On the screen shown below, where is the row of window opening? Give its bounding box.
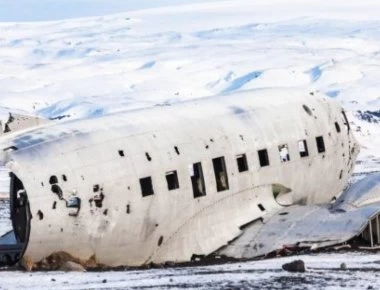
[259,136,325,167]
[140,136,326,198]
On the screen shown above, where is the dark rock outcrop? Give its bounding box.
[282,260,306,273]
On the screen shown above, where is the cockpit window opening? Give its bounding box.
[258,204,265,211]
[298,140,309,158]
[335,122,341,133]
[236,154,249,172]
[278,144,290,163]
[191,162,206,198]
[302,105,313,116]
[316,136,326,153]
[140,176,154,197]
[258,149,270,167]
[166,171,179,191]
[341,110,350,132]
[212,156,229,192]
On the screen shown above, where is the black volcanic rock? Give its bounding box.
[356,110,380,124]
[282,260,306,273]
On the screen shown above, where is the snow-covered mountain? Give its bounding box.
[0,0,379,179]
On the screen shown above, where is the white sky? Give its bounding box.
[0,0,223,22]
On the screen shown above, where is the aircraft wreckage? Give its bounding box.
[0,88,379,270]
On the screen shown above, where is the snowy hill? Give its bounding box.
[0,0,379,178]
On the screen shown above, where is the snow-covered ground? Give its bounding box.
[0,0,379,288]
[1,252,380,289]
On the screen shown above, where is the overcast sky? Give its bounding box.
[0,0,219,22]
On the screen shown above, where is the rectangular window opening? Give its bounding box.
[258,149,270,167]
[316,136,326,153]
[236,154,249,172]
[298,140,309,158]
[212,156,229,192]
[166,171,179,191]
[191,162,206,198]
[140,176,154,197]
[278,144,290,163]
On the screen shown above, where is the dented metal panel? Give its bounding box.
[219,173,380,259]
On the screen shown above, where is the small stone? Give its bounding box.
[340,263,347,270]
[59,261,86,272]
[51,278,56,282]
[367,286,374,290]
[282,260,306,273]
[102,279,107,283]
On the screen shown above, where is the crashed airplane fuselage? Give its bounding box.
[0,89,359,267]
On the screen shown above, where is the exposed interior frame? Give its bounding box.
[0,173,31,266]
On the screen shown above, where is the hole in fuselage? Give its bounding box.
[37,210,44,220]
[49,175,58,185]
[303,105,313,116]
[51,184,63,200]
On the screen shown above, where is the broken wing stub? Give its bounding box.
[219,173,380,259]
[0,112,50,137]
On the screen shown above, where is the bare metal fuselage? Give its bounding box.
[0,89,359,267]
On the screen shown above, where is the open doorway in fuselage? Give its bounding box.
[0,173,31,266]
